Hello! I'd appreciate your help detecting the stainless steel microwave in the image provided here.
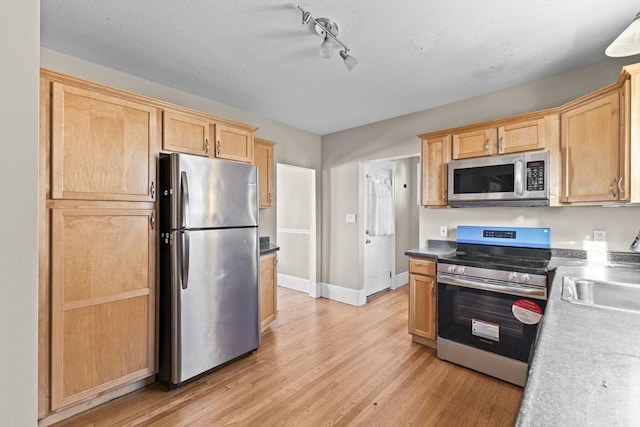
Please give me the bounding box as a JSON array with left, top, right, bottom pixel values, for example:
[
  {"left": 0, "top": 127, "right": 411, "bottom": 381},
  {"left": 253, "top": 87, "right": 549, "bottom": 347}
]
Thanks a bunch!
[{"left": 447, "top": 151, "right": 549, "bottom": 207}]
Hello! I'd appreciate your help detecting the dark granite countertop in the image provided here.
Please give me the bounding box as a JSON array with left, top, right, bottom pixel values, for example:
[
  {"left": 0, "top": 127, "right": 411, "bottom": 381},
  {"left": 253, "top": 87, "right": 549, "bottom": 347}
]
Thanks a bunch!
[
  {"left": 260, "top": 243, "right": 279, "bottom": 255},
  {"left": 404, "top": 240, "right": 457, "bottom": 260}
]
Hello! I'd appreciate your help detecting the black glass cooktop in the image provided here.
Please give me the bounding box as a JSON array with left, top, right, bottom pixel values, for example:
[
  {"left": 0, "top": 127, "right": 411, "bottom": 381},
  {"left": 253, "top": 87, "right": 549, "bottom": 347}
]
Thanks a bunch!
[{"left": 438, "top": 243, "right": 551, "bottom": 275}]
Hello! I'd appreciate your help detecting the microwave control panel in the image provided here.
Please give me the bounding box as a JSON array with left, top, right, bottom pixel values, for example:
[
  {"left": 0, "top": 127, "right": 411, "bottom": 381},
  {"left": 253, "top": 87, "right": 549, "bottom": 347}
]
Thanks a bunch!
[{"left": 526, "top": 161, "right": 545, "bottom": 191}]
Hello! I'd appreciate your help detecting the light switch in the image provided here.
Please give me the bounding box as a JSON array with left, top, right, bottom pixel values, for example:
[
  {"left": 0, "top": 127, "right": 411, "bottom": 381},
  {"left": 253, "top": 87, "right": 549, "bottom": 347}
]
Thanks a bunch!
[{"left": 346, "top": 213, "right": 357, "bottom": 224}]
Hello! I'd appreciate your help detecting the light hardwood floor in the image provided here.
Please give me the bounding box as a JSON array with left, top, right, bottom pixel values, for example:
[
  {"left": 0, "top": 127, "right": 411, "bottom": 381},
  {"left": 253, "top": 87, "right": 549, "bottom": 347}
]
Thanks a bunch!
[{"left": 54, "top": 286, "right": 522, "bottom": 426}]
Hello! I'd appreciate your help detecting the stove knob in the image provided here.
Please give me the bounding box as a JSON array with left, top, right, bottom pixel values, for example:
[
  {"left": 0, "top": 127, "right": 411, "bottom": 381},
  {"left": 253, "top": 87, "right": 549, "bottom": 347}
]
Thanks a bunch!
[
  {"left": 508, "top": 272, "right": 519, "bottom": 282},
  {"left": 455, "top": 266, "right": 465, "bottom": 275},
  {"left": 519, "top": 274, "right": 530, "bottom": 284},
  {"left": 448, "top": 265, "right": 456, "bottom": 273}
]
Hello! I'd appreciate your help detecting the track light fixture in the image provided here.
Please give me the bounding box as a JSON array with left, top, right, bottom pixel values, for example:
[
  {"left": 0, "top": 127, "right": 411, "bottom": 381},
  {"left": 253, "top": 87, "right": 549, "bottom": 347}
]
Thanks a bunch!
[{"left": 297, "top": 5, "right": 358, "bottom": 71}]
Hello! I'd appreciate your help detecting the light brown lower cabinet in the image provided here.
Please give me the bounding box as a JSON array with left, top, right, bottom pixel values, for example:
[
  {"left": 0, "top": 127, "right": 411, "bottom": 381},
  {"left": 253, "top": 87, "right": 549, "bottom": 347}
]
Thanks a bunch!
[
  {"left": 260, "top": 252, "right": 278, "bottom": 331},
  {"left": 49, "top": 207, "right": 156, "bottom": 410},
  {"left": 408, "top": 257, "right": 437, "bottom": 345}
]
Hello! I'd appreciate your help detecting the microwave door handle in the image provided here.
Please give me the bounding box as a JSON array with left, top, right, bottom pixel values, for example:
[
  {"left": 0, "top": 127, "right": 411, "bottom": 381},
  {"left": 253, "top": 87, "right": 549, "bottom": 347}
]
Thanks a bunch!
[{"left": 514, "top": 160, "right": 524, "bottom": 195}]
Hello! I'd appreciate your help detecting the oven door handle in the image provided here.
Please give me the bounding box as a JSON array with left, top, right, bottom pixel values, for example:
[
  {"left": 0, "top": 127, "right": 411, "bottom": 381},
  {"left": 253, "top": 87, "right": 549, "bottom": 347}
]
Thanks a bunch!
[{"left": 438, "top": 274, "right": 546, "bottom": 299}]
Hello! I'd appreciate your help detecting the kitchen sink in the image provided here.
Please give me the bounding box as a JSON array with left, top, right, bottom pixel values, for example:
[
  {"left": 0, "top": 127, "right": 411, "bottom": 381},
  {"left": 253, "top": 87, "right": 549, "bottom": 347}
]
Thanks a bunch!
[{"left": 561, "top": 276, "right": 640, "bottom": 313}]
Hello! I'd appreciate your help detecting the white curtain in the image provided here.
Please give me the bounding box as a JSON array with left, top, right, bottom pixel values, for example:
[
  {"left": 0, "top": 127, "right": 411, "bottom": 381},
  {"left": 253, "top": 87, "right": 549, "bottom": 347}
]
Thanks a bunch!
[{"left": 366, "top": 175, "right": 395, "bottom": 237}]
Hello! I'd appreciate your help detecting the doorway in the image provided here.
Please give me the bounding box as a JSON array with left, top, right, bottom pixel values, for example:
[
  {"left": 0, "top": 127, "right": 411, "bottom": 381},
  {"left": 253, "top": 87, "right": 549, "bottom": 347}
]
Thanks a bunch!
[
  {"left": 360, "top": 156, "right": 420, "bottom": 300},
  {"left": 275, "top": 164, "right": 317, "bottom": 297},
  {"left": 362, "top": 160, "right": 396, "bottom": 297}
]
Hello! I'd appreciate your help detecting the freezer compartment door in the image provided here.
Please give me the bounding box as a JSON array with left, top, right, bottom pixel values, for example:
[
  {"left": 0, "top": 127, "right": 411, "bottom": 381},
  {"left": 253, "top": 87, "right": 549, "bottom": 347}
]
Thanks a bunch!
[
  {"left": 172, "top": 227, "right": 259, "bottom": 384},
  {"left": 162, "top": 153, "right": 258, "bottom": 230}
]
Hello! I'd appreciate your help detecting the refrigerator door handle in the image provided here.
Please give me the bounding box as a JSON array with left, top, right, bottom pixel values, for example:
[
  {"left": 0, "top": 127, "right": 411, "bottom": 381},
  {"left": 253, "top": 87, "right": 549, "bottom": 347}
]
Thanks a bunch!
[
  {"left": 180, "top": 230, "right": 190, "bottom": 289},
  {"left": 181, "top": 171, "right": 190, "bottom": 229}
]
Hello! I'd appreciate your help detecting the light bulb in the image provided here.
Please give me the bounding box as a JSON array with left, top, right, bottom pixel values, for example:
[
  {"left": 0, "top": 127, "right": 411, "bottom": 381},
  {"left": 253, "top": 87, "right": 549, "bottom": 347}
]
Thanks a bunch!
[
  {"left": 319, "top": 36, "right": 333, "bottom": 58},
  {"left": 340, "top": 50, "right": 358, "bottom": 71}
]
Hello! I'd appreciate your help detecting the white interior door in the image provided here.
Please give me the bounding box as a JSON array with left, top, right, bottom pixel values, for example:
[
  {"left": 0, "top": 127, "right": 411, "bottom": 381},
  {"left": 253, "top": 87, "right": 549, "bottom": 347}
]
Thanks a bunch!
[{"left": 364, "top": 162, "right": 394, "bottom": 297}]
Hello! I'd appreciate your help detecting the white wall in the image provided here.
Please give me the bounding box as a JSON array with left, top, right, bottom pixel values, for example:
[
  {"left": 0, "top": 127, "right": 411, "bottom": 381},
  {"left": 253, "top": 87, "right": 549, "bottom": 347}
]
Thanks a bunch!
[
  {"left": 0, "top": 1, "right": 39, "bottom": 425},
  {"left": 40, "top": 48, "right": 323, "bottom": 281},
  {"left": 322, "top": 57, "right": 639, "bottom": 291}
]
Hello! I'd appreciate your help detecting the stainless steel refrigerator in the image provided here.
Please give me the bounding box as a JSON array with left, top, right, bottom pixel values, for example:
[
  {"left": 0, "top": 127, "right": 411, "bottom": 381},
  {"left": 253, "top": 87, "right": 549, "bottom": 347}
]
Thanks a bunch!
[{"left": 158, "top": 152, "right": 260, "bottom": 388}]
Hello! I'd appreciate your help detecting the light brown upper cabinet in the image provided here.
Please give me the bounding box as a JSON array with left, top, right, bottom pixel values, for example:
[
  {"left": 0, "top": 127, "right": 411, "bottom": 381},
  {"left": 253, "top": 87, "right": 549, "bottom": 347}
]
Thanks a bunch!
[
  {"left": 163, "top": 109, "right": 211, "bottom": 156},
  {"left": 452, "top": 128, "right": 497, "bottom": 159},
  {"left": 49, "top": 207, "right": 156, "bottom": 410},
  {"left": 420, "top": 135, "right": 451, "bottom": 207},
  {"left": 452, "top": 116, "right": 552, "bottom": 160},
  {"left": 213, "top": 123, "right": 254, "bottom": 163},
  {"left": 254, "top": 138, "right": 276, "bottom": 208},
  {"left": 499, "top": 117, "right": 549, "bottom": 154},
  {"left": 51, "top": 82, "right": 158, "bottom": 201},
  {"left": 561, "top": 89, "right": 624, "bottom": 203}
]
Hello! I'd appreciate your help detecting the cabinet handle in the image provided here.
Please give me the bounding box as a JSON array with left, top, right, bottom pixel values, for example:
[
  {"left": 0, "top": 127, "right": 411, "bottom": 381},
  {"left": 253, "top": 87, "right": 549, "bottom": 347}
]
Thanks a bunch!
[
  {"left": 150, "top": 212, "right": 156, "bottom": 230},
  {"left": 267, "top": 192, "right": 272, "bottom": 203},
  {"left": 150, "top": 182, "right": 155, "bottom": 198},
  {"left": 618, "top": 177, "right": 625, "bottom": 195},
  {"left": 205, "top": 138, "right": 210, "bottom": 154},
  {"left": 442, "top": 191, "right": 446, "bottom": 201},
  {"left": 275, "top": 254, "right": 279, "bottom": 265},
  {"left": 216, "top": 140, "right": 221, "bottom": 156},
  {"left": 485, "top": 139, "right": 489, "bottom": 153},
  {"left": 499, "top": 136, "right": 504, "bottom": 153},
  {"left": 609, "top": 177, "right": 618, "bottom": 198},
  {"left": 431, "top": 280, "right": 435, "bottom": 295}
]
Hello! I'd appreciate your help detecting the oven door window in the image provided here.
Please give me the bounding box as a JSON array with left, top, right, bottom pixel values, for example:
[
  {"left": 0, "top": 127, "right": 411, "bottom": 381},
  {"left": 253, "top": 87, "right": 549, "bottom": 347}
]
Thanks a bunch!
[
  {"left": 453, "top": 164, "right": 514, "bottom": 194},
  {"left": 437, "top": 283, "right": 545, "bottom": 362}
]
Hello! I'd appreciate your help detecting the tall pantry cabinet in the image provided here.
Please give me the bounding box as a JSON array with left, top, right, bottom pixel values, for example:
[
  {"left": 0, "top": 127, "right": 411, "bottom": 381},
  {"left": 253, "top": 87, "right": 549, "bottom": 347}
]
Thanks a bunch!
[{"left": 40, "top": 71, "right": 159, "bottom": 416}]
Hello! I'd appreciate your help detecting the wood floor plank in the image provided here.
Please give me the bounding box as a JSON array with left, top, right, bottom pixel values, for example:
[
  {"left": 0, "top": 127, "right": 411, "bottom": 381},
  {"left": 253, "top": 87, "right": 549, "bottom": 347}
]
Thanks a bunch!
[{"left": 53, "top": 286, "right": 522, "bottom": 426}]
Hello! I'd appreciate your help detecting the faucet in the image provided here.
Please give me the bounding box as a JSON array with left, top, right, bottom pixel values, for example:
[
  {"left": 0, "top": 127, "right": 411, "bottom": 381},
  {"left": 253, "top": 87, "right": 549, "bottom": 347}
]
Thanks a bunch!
[{"left": 631, "top": 230, "right": 640, "bottom": 252}]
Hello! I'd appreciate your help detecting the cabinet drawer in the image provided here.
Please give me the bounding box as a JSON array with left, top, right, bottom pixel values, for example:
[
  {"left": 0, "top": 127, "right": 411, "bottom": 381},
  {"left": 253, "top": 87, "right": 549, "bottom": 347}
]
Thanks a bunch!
[{"left": 409, "top": 258, "right": 436, "bottom": 276}]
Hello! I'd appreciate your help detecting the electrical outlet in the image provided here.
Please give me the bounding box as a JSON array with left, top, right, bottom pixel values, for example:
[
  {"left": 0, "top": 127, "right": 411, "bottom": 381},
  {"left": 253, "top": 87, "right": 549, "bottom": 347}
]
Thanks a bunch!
[
  {"left": 345, "top": 213, "right": 357, "bottom": 224},
  {"left": 440, "top": 226, "right": 448, "bottom": 237},
  {"left": 593, "top": 230, "right": 606, "bottom": 242}
]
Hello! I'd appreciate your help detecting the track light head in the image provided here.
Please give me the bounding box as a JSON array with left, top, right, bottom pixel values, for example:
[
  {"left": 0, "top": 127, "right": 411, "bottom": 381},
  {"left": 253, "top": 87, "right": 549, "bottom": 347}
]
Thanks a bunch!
[{"left": 340, "top": 50, "right": 358, "bottom": 71}]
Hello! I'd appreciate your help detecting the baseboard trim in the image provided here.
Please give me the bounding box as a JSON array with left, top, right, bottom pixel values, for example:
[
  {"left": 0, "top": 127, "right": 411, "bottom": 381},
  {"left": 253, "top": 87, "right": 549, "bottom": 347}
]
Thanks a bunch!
[
  {"left": 277, "top": 273, "right": 321, "bottom": 298},
  {"left": 393, "top": 271, "right": 409, "bottom": 289},
  {"left": 277, "top": 273, "right": 309, "bottom": 294},
  {"left": 277, "top": 275, "right": 367, "bottom": 306},
  {"left": 319, "top": 283, "right": 366, "bottom": 307}
]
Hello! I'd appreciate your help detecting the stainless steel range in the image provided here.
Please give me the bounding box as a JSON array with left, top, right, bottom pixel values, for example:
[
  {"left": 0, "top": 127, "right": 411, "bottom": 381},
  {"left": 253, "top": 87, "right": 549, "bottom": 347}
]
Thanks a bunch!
[{"left": 436, "top": 225, "right": 551, "bottom": 387}]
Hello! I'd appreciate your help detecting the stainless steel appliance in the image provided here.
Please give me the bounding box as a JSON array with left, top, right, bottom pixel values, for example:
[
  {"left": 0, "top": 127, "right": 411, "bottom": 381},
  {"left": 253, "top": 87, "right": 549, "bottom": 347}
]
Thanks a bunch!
[
  {"left": 437, "top": 225, "right": 551, "bottom": 387},
  {"left": 158, "top": 153, "right": 260, "bottom": 388},
  {"left": 447, "top": 151, "right": 549, "bottom": 207}
]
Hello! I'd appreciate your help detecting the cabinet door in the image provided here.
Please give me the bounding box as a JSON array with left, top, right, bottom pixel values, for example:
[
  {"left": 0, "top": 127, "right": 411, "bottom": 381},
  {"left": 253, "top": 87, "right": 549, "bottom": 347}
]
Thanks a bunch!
[
  {"left": 254, "top": 138, "right": 275, "bottom": 208},
  {"left": 163, "top": 109, "right": 211, "bottom": 156},
  {"left": 50, "top": 208, "right": 156, "bottom": 410},
  {"left": 452, "top": 128, "right": 497, "bottom": 159},
  {"left": 498, "top": 118, "right": 546, "bottom": 154},
  {"left": 561, "top": 91, "right": 621, "bottom": 202},
  {"left": 213, "top": 123, "right": 253, "bottom": 163},
  {"left": 51, "top": 83, "right": 158, "bottom": 201},
  {"left": 260, "top": 252, "right": 277, "bottom": 331},
  {"left": 421, "top": 135, "right": 451, "bottom": 206},
  {"left": 408, "top": 273, "right": 436, "bottom": 340}
]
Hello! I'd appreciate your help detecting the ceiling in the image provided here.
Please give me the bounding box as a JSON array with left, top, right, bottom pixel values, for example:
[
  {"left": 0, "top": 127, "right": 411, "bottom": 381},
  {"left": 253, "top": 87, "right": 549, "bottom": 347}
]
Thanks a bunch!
[{"left": 41, "top": 0, "right": 640, "bottom": 135}]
